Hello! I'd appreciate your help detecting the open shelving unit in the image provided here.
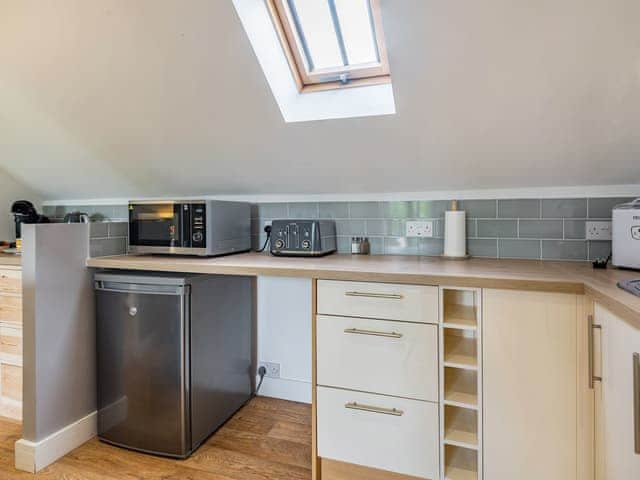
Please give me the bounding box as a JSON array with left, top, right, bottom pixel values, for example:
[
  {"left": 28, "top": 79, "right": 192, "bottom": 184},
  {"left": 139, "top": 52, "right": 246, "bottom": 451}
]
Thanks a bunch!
[{"left": 440, "top": 288, "right": 482, "bottom": 480}]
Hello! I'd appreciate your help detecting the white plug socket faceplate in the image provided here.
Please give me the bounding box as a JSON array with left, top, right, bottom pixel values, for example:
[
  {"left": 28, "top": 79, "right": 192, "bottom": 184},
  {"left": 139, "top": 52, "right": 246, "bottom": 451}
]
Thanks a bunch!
[
  {"left": 586, "top": 221, "right": 612, "bottom": 241},
  {"left": 406, "top": 221, "right": 434, "bottom": 237}
]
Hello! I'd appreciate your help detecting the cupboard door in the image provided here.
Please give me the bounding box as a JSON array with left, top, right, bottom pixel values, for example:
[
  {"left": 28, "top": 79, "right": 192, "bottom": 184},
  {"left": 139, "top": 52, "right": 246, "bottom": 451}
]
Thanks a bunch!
[
  {"left": 483, "top": 289, "right": 580, "bottom": 480},
  {"left": 595, "top": 303, "right": 640, "bottom": 480}
]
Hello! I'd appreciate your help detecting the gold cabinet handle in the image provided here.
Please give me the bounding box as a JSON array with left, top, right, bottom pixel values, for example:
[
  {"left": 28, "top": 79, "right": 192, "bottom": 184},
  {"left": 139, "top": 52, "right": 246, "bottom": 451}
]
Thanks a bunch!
[
  {"left": 588, "top": 314, "right": 602, "bottom": 389},
  {"left": 344, "top": 328, "right": 403, "bottom": 339},
  {"left": 634, "top": 352, "right": 640, "bottom": 455},
  {"left": 345, "top": 402, "right": 404, "bottom": 417},
  {"left": 345, "top": 291, "right": 404, "bottom": 300}
]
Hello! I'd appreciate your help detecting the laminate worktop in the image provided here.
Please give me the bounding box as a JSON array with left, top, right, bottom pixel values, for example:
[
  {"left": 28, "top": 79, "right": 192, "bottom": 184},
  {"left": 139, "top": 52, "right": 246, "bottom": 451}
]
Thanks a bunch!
[
  {"left": 0, "top": 253, "right": 21, "bottom": 268},
  {"left": 86, "top": 252, "right": 640, "bottom": 328}
]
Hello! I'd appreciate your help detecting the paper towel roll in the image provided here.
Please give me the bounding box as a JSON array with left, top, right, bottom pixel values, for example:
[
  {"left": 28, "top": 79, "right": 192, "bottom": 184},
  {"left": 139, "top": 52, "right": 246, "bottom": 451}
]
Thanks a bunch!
[{"left": 444, "top": 210, "right": 466, "bottom": 257}]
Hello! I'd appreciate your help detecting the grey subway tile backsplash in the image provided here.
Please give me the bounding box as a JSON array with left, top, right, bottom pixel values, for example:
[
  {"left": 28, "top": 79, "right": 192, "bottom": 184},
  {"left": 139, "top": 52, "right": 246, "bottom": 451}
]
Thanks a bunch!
[
  {"left": 108, "top": 221, "right": 128, "bottom": 238},
  {"left": 336, "top": 219, "right": 366, "bottom": 236},
  {"left": 461, "top": 200, "right": 496, "bottom": 219},
  {"left": 564, "top": 220, "right": 586, "bottom": 240},
  {"left": 467, "top": 239, "right": 498, "bottom": 258},
  {"left": 349, "top": 202, "right": 383, "bottom": 219},
  {"left": 541, "top": 240, "right": 587, "bottom": 260},
  {"left": 89, "top": 222, "right": 109, "bottom": 239},
  {"left": 588, "top": 197, "right": 634, "bottom": 218},
  {"left": 48, "top": 195, "right": 637, "bottom": 261},
  {"left": 417, "top": 200, "right": 449, "bottom": 219},
  {"left": 518, "top": 220, "right": 563, "bottom": 239},
  {"left": 288, "top": 202, "right": 319, "bottom": 218},
  {"left": 384, "top": 201, "right": 418, "bottom": 219},
  {"left": 90, "top": 237, "right": 127, "bottom": 258},
  {"left": 589, "top": 241, "right": 612, "bottom": 260},
  {"left": 419, "top": 238, "right": 444, "bottom": 256},
  {"left": 385, "top": 237, "right": 418, "bottom": 255},
  {"left": 541, "top": 199, "right": 587, "bottom": 218},
  {"left": 477, "top": 219, "right": 518, "bottom": 238},
  {"left": 319, "top": 202, "right": 349, "bottom": 219},
  {"left": 498, "top": 199, "right": 540, "bottom": 218},
  {"left": 499, "top": 239, "right": 541, "bottom": 259},
  {"left": 365, "top": 219, "right": 388, "bottom": 236},
  {"left": 258, "top": 203, "right": 288, "bottom": 219}
]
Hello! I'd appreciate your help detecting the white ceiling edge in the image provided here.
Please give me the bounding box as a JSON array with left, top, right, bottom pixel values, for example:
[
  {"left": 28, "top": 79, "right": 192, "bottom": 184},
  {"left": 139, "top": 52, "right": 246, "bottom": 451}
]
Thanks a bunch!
[
  {"left": 42, "top": 184, "right": 640, "bottom": 206},
  {"left": 231, "top": 0, "right": 395, "bottom": 123}
]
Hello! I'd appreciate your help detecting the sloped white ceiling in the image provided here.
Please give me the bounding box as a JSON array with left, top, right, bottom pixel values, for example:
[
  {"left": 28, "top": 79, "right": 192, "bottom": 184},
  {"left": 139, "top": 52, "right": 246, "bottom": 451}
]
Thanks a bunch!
[{"left": 0, "top": 0, "right": 639, "bottom": 201}]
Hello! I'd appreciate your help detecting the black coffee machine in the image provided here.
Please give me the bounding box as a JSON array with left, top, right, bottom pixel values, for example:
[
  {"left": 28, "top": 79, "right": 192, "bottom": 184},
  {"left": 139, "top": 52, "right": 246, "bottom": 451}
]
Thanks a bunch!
[{"left": 10, "top": 201, "right": 49, "bottom": 246}]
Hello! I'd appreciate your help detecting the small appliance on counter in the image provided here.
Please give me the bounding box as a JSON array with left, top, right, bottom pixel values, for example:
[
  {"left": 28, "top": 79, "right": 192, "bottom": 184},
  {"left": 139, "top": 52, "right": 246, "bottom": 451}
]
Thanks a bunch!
[
  {"left": 270, "top": 220, "right": 336, "bottom": 257},
  {"left": 95, "top": 271, "right": 254, "bottom": 458},
  {"left": 63, "top": 211, "right": 90, "bottom": 223},
  {"left": 128, "top": 200, "right": 251, "bottom": 256},
  {"left": 612, "top": 198, "right": 640, "bottom": 270},
  {"left": 10, "top": 200, "right": 50, "bottom": 253}
]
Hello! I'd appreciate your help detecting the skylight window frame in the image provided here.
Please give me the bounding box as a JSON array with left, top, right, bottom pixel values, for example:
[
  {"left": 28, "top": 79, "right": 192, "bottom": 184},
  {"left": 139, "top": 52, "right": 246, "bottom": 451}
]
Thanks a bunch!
[{"left": 267, "top": 0, "right": 391, "bottom": 93}]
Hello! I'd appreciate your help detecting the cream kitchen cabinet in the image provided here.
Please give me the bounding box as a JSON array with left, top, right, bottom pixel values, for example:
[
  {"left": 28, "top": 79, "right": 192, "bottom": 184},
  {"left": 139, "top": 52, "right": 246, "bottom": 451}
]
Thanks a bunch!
[
  {"left": 482, "top": 289, "right": 593, "bottom": 480},
  {"left": 594, "top": 303, "right": 640, "bottom": 480},
  {"left": 0, "top": 266, "right": 22, "bottom": 420}
]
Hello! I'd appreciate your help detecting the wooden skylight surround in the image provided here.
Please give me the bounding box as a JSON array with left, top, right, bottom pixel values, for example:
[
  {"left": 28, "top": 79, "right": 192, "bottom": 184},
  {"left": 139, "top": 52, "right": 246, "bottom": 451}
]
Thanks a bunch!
[{"left": 267, "top": 0, "right": 391, "bottom": 93}]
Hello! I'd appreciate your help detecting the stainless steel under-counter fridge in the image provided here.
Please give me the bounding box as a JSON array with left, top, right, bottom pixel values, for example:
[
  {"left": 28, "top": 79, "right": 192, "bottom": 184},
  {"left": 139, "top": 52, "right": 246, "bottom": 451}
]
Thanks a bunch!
[{"left": 95, "top": 271, "right": 254, "bottom": 458}]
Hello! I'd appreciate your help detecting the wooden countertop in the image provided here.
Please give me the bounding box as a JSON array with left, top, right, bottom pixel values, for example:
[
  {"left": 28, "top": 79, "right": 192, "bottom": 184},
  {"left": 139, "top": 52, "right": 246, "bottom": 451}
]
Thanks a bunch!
[
  {"left": 0, "top": 253, "right": 22, "bottom": 268},
  {"left": 86, "top": 252, "right": 640, "bottom": 328}
]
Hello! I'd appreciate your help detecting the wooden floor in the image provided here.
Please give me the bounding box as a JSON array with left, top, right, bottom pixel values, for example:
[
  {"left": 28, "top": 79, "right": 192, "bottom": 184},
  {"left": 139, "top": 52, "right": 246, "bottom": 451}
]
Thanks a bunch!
[{"left": 0, "top": 397, "right": 312, "bottom": 479}]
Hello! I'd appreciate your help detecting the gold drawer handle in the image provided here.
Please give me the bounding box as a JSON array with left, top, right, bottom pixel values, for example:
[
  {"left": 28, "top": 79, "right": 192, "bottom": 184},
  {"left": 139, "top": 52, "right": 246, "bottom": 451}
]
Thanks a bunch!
[
  {"left": 1, "top": 339, "right": 19, "bottom": 346},
  {"left": 345, "top": 291, "right": 404, "bottom": 300},
  {"left": 345, "top": 402, "right": 404, "bottom": 417},
  {"left": 344, "top": 328, "right": 403, "bottom": 339}
]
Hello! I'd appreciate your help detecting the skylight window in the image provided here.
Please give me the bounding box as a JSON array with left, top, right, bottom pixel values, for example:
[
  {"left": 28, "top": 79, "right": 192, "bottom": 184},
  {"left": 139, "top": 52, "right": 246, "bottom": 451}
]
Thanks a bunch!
[{"left": 269, "top": 0, "right": 390, "bottom": 92}]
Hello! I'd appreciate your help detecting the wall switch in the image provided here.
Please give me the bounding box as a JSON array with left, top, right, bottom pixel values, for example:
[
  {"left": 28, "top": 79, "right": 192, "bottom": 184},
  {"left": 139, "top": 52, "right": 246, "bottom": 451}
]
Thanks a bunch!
[
  {"left": 259, "top": 361, "right": 280, "bottom": 379},
  {"left": 586, "top": 221, "right": 612, "bottom": 240},
  {"left": 406, "top": 220, "right": 434, "bottom": 237}
]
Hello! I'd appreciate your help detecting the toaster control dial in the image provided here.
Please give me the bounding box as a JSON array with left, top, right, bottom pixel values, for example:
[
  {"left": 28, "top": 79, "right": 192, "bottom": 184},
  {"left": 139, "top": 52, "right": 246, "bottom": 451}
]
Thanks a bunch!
[
  {"left": 274, "top": 239, "right": 285, "bottom": 249},
  {"left": 302, "top": 240, "right": 311, "bottom": 249},
  {"left": 192, "top": 232, "right": 203, "bottom": 243}
]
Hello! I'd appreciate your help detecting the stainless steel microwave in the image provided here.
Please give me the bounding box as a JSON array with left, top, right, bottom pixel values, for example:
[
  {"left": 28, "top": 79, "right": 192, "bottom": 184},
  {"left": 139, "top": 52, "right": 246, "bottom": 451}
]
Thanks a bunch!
[{"left": 128, "top": 200, "right": 251, "bottom": 256}]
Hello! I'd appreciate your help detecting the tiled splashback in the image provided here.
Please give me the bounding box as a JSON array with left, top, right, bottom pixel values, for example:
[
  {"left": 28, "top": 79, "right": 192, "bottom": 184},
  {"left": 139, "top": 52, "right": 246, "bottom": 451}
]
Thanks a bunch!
[{"left": 44, "top": 197, "right": 634, "bottom": 260}]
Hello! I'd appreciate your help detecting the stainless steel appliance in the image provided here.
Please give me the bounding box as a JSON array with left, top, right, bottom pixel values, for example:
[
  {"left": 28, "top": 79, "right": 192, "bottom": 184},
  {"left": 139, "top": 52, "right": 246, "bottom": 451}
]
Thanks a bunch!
[
  {"left": 612, "top": 198, "right": 640, "bottom": 270},
  {"left": 128, "top": 200, "right": 251, "bottom": 256},
  {"left": 270, "top": 219, "right": 337, "bottom": 257},
  {"left": 95, "top": 272, "right": 254, "bottom": 458}
]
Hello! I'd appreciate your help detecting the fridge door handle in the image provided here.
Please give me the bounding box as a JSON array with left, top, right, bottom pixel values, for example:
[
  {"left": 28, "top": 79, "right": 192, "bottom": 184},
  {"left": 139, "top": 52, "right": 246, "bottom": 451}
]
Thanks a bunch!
[{"left": 95, "top": 281, "right": 187, "bottom": 296}]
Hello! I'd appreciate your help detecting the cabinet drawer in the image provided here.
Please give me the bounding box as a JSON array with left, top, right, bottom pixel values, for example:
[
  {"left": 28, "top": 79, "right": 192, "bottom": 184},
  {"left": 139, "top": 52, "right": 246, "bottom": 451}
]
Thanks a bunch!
[
  {"left": 0, "top": 270, "right": 21, "bottom": 296},
  {"left": 1, "top": 362, "right": 22, "bottom": 402},
  {"left": 317, "top": 386, "right": 439, "bottom": 479},
  {"left": 317, "top": 315, "right": 438, "bottom": 401},
  {"left": 317, "top": 280, "right": 438, "bottom": 323},
  {"left": 0, "top": 295, "right": 22, "bottom": 325},
  {"left": 0, "top": 325, "right": 22, "bottom": 357}
]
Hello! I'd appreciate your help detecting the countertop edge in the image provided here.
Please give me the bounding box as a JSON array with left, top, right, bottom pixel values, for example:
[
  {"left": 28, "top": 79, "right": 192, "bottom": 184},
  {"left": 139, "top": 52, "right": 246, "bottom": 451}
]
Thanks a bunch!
[{"left": 86, "top": 254, "right": 640, "bottom": 329}]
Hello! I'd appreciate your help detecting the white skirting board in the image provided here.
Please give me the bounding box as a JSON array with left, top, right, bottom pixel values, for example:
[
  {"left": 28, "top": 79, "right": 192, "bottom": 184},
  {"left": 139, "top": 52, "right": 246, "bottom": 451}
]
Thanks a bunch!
[
  {"left": 257, "top": 376, "right": 312, "bottom": 404},
  {"left": 14, "top": 411, "right": 97, "bottom": 473}
]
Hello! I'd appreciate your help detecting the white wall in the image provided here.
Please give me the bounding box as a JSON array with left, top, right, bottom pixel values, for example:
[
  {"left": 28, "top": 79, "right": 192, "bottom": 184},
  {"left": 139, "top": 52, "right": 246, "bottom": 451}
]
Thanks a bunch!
[
  {"left": 1, "top": 1, "right": 639, "bottom": 199},
  {"left": 257, "top": 276, "right": 312, "bottom": 404},
  {"left": 0, "top": 168, "right": 42, "bottom": 242}
]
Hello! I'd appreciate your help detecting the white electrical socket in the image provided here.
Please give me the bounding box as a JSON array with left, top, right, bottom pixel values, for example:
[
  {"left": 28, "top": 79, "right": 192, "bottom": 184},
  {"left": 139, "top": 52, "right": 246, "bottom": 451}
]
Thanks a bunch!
[
  {"left": 264, "top": 220, "right": 272, "bottom": 227},
  {"left": 406, "top": 220, "right": 434, "bottom": 237},
  {"left": 586, "top": 221, "right": 612, "bottom": 240},
  {"left": 259, "top": 361, "right": 281, "bottom": 379}
]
